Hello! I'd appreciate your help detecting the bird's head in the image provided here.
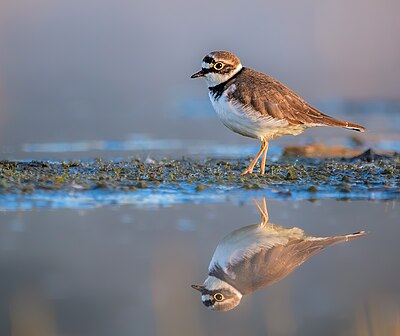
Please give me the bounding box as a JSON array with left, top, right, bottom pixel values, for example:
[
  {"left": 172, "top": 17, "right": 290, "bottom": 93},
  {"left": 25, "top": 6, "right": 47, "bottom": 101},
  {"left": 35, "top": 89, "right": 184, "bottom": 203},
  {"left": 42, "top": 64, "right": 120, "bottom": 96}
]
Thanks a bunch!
[
  {"left": 191, "top": 276, "right": 242, "bottom": 312},
  {"left": 191, "top": 51, "right": 242, "bottom": 87}
]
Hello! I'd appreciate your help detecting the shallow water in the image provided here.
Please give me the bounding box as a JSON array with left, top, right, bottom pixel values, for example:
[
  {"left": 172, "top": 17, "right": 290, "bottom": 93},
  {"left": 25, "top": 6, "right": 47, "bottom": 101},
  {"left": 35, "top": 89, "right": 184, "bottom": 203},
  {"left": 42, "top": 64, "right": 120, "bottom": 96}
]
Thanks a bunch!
[{"left": 0, "top": 199, "right": 399, "bottom": 335}]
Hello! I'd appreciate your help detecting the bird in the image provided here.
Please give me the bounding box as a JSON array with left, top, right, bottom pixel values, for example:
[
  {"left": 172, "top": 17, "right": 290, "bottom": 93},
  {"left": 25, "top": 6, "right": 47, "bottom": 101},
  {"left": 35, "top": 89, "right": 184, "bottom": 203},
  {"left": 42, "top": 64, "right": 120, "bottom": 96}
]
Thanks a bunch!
[
  {"left": 191, "top": 51, "right": 366, "bottom": 175},
  {"left": 191, "top": 198, "right": 367, "bottom": 312}
]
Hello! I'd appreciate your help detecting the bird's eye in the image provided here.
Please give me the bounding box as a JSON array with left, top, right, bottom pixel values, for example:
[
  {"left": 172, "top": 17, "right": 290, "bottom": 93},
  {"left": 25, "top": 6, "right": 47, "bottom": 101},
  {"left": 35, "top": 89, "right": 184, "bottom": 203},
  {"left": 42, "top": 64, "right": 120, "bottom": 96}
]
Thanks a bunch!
[
  {"left": 214, "top": 62, "right": 224, "bottom": 70},
  {"left": 214, "top": 293, "right": 224, "bottom": 302}
]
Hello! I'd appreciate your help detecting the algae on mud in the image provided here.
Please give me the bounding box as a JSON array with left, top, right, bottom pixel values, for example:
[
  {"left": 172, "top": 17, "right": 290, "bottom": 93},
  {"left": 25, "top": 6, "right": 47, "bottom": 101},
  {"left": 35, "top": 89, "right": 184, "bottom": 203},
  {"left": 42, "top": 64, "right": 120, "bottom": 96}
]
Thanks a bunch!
[{"left": 0, "top": 150, "right": 399, "bottom": 202}]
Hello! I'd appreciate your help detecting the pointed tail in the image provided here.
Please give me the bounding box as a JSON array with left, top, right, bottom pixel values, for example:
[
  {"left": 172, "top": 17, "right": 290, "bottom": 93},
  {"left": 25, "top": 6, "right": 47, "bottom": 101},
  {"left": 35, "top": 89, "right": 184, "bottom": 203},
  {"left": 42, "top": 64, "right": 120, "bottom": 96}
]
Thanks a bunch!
[
  {"left": 341, "top": 230, "right": 368, "bottom": 241},
  {"left": 319, "top": 115, "right": 366, "bottom": 132},
  {"left": 321, "top": 230, "right": 368, "bottom": 247}
]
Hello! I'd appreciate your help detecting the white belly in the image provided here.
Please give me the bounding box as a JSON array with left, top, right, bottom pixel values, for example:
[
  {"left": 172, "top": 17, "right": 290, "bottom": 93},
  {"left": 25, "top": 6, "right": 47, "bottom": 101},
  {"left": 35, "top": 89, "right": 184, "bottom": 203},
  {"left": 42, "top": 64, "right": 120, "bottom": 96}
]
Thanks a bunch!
[{"left": 209, "top": 91, "right": 293, "bottom": 140}]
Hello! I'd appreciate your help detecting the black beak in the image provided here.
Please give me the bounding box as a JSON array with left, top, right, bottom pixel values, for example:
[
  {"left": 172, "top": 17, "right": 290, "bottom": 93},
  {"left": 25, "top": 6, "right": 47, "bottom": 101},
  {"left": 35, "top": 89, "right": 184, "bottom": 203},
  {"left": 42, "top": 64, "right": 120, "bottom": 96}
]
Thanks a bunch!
[
  {"left": 191, "top": 284, "right": 206, "bottom": 293},
  {"left": 190, "top": 70, "right": 205, "bottom": 78}
]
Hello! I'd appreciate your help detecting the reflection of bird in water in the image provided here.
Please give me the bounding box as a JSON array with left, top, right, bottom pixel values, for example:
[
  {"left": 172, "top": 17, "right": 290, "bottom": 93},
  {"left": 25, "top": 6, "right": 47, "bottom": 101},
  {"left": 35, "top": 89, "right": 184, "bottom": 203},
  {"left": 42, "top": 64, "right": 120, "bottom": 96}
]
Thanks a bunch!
[{"left": 192, "top": 199, "right": 367, "bottom": 312}]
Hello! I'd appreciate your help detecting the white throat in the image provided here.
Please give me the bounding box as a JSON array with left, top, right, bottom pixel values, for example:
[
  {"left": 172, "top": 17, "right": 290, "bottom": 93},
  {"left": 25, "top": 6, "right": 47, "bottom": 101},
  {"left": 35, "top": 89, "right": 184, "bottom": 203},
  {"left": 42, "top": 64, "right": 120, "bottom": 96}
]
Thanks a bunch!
[{"left": 205, "top": 64, "right": 243, "bottom": 87}]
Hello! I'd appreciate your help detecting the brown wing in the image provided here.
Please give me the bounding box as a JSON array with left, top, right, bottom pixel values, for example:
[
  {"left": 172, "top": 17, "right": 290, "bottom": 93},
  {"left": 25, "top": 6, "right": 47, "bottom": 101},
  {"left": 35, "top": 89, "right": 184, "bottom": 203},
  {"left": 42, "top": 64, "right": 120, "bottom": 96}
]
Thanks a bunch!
[
  {"left": 209, "top": 232, "right": 366, "bottom": 295},
  {"left": 230, "top": 68, "right": 365, "bottom": 131},
  {"left": 224, "top": 239, "right": 331, "bottom": 294}
]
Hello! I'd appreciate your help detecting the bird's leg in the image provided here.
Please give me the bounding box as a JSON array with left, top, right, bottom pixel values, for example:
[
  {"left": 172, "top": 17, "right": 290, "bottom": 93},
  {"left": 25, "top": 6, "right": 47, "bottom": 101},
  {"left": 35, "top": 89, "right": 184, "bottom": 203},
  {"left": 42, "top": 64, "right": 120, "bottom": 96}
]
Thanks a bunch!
[
  {"left": 260, "top": 141, "right": 269, "bottom": 175},
  {"left": 241, "top": 140, "right": 266, "bottom": 175},
  {"left": 261, "top": 197, "right": 268, "bottom": 219},
  {"left": 261, "top": 197, "right": 270, "bottom": 226},
  {"left": 253, "top": 197, "right": 269, "bottom": 227}
]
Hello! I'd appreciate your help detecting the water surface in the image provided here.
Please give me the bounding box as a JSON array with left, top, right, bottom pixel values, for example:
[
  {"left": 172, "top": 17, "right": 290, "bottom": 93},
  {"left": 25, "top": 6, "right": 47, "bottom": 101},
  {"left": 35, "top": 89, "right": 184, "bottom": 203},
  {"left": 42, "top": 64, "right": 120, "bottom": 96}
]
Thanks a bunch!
[{"left": 1, "top": 199, "right": 399, "bottom": 335}]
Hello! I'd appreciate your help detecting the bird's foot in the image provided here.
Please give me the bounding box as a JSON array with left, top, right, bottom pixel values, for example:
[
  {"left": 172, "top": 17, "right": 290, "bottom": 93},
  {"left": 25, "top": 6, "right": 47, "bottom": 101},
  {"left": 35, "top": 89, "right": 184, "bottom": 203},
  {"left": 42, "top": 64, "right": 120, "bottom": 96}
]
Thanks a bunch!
[
  {"left": 242, "top": 167, "right": 268, "bottom": 175},
  {"left": 241, "top": 168, "right": 253, "bottom": 175},
  {"left": 241, "top": 166, "right": 267, "bottom": 175}
]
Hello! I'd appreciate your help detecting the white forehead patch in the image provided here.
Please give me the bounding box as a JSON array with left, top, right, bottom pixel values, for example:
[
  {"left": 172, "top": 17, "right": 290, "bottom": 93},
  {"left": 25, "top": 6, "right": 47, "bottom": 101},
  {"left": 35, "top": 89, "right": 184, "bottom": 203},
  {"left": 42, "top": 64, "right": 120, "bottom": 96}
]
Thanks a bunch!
[
  {"left": 202, "top": 294, "right": 211, "bottom": 302},
  {"left": 202, "top": 61, "right": 212, "bottom": 69}
]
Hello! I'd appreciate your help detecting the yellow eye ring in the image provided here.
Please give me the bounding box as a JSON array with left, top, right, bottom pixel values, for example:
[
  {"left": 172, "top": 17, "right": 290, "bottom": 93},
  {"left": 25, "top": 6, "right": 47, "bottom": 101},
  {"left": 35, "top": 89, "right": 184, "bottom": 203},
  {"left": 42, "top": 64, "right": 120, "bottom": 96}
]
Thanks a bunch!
[
  {"left": 214, "top": 293, "right": 224, "bottom": 302},
  {"left": 214, "top": 62, "right": 224, "bottom": 70}
]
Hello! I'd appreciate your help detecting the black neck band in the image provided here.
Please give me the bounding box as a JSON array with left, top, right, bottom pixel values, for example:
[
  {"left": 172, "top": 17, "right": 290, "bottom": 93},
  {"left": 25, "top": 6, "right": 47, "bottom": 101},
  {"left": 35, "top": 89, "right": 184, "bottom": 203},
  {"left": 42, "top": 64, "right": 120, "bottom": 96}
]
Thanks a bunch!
[{"left": 208, "top": 67, "right": 244, "bottom": 100}]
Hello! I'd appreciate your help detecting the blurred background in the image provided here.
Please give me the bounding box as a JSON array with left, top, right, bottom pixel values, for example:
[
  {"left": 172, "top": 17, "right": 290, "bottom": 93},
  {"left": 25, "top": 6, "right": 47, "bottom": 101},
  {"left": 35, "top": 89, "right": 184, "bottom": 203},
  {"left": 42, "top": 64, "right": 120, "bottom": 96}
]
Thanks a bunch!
[{"left": 0, "top": 0, "right": 399, "bottom": 159}]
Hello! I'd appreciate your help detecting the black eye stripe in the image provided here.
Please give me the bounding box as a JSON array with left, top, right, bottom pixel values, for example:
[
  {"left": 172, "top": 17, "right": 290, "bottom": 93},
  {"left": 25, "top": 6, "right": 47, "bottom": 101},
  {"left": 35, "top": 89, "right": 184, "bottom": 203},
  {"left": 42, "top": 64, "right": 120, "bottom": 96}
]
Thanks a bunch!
[
  {"left": 201, "top": 67, "right": 213, "bottom": 74},
  {"left": 202, "top": 65, "right": 232, "bottom": 74}
]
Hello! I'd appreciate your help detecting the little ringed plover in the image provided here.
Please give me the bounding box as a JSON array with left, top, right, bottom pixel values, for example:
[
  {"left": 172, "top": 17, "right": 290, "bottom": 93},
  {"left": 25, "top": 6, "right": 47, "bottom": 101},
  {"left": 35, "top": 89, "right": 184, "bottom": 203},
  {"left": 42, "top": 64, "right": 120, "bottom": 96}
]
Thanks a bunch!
[{"left": 191, "top": 51, "right": 366, "bottom": 175}]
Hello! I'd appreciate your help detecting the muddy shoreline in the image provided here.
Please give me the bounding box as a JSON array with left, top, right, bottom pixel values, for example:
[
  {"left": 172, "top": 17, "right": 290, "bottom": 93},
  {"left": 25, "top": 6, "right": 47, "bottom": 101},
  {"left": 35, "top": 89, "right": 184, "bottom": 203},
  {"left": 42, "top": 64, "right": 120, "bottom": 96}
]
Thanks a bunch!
[{"left": 1, "top": 149, "right": 398, "bottom": 201}]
